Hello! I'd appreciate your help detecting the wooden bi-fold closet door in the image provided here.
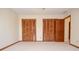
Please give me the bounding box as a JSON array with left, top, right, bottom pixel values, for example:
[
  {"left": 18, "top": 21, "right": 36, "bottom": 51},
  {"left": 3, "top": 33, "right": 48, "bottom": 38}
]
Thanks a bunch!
[
  {"left": 43, "top": 19, "right": 64, "bottom": 42},
  {"left": 55, "top": 20, "right": 64, "bottom": 42},
  {"left": 22, "top": 19, "right": 36, "bottom": 41},
  {"left": 43, "top": 19, "right": 55, "bottom": 42}
]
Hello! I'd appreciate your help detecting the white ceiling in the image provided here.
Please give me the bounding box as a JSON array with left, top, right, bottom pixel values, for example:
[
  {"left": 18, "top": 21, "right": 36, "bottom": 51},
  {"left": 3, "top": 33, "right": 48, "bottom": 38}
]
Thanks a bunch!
[{"left": 12, "top": 8, "right": 69, "bottom": 15}]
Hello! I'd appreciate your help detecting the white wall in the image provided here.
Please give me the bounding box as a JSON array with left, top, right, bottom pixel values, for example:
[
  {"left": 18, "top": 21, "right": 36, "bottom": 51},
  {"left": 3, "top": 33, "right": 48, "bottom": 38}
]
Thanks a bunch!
[
  {"left": 64, "top": 9, "right": 71, "bottom": 17},
  {"left": 0, "top": 9, "right": 19, "bottom": 48},
  {"left": 19, "top": 14, "right": 64, "bottom": 41},
  {"left": 64, "top": 17, "right": 71, "bottom": 43},
  {"left": 70, "top": 9, "right": 79, "bottom": 46},
  {"left": 65, "top": 9, "right": 79, "bottom": 46}
]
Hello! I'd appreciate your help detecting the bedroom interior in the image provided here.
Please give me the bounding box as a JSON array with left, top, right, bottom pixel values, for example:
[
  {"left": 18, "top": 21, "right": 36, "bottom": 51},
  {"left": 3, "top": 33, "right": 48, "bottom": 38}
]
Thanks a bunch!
[{"left": 0, "top": 8, "right": 79, "bottom": 51}]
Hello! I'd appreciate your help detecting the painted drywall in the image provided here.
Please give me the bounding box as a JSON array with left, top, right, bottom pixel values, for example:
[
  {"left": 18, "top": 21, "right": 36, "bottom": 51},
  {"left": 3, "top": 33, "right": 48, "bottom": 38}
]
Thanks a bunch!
[
  {"left": 65, "top": 9, "right": 79, "bottom": 46},
  {"left": 64, "top": 17, "right": 71, "bottom": 43},
  {"left": 18, "top": 14, "right": 64, "bottom": 41},
  {"left": 70, "top": 9, "right": 79, "bottom": 46},
  {"left": 64, "top": 9, "right": 71, "bottom": 17},
  {"left": 0, "top": 9, "right": 19, "bottom": 48}
]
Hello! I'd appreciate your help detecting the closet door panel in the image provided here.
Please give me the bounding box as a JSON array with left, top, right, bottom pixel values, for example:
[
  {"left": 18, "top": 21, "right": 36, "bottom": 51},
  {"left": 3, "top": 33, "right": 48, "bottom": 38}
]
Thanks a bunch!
[
  {"left": 22, "top": 19, "right": 36, "bottom": 41},
  {"left": 49, "top": 20, "right": 55, "bottom": 41},
  {"left": 43, "top": 20, "right": 50, "bottom": 41},
  {"left": 55, "top": 20, "right": 64, "bottom": 42},
  {"left": 43, "top": 19, "right": 55, "bottom": 41}
]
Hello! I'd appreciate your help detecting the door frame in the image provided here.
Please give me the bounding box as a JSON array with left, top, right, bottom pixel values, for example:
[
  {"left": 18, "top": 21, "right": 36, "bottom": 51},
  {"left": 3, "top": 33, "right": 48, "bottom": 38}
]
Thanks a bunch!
[
  {"left": 22, "top": 19, "right": 36, "bottom": 42},
  {"left": 64, "top": 15, "right": 71, "bottom": 44}
]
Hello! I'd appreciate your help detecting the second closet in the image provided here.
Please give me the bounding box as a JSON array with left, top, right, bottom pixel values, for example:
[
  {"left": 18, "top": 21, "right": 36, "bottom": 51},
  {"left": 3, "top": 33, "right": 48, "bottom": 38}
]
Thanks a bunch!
[{"left": 43, "top": 19, "right": 64, "bottom": 42}]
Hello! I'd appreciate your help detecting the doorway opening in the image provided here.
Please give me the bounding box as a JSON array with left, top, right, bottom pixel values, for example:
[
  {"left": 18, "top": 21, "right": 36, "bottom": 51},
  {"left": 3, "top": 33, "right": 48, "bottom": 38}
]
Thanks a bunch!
[{"left": 64, "top": 15, "right": 71, "bottom": 44}]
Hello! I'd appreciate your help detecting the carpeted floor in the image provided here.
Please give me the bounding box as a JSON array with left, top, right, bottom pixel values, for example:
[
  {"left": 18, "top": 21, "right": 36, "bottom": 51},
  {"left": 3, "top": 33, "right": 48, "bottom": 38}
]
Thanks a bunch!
[{"left": 3, "top": 42, "right": 79, "bottom": 51}]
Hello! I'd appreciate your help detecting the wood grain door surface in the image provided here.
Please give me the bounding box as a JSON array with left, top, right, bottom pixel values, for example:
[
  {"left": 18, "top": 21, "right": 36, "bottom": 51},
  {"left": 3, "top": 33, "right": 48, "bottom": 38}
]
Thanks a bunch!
[
  {"left": 43, "top": 19, "right": 64, "bottom": 42},
  {"left": 22, "top": 19, "right": 36, "bottom": 41},
  {"left": 55, "top": 20, "right": 64, "bottom": 42},
  {"left": 43, "top": 19, "right": 55, "bottom": 41}
]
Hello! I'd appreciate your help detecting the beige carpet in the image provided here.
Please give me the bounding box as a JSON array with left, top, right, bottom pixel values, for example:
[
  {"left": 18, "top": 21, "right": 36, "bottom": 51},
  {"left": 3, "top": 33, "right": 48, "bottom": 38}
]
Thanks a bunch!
[{"left": 3, "top": 42, "right": 79, "bottom": 51}]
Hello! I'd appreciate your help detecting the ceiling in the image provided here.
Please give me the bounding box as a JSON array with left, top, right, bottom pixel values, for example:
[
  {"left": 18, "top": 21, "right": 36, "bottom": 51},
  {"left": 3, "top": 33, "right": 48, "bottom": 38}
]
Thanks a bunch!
[{"left": 12, "top": 8, "right": 69, "bottom": 15}]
